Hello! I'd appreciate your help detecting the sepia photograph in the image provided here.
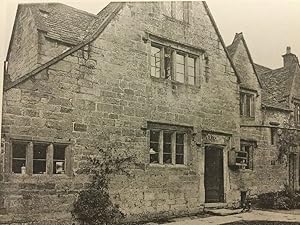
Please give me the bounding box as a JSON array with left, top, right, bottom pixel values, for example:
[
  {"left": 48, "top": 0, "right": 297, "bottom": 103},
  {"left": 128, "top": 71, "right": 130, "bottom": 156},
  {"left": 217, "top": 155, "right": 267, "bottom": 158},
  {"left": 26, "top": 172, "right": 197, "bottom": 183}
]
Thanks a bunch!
[{"left": 0, "top": 0, "right": 300, "bottom": 224}]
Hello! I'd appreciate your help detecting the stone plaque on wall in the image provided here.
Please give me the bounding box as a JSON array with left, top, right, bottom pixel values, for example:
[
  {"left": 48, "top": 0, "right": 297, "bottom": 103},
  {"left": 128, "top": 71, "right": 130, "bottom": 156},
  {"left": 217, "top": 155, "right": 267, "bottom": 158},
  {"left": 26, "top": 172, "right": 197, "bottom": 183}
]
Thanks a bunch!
[{"left": 202, "top": 131, "right": 230, "bottom": 145}]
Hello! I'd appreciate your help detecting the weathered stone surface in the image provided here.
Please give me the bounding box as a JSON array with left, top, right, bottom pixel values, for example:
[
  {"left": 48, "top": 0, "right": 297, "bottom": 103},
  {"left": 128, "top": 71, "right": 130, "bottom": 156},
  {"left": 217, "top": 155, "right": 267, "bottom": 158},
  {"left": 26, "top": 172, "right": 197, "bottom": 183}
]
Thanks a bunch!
[
  {"left": 0, "top": 2, "right": 279, "bottom": 225},
  {"left": 73, "top": 123, "right": 87, "bottom": 132}
]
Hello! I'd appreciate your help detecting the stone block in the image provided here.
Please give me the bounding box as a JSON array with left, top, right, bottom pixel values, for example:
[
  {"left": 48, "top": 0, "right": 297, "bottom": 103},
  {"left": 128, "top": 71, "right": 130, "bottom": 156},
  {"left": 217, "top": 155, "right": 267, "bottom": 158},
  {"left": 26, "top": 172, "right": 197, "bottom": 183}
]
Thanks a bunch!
[
  {"left": 85, "top": 100, "right": 96, "bottom": 111},
  {"left": 144, "top": 192, "right": 155, "bottom": 201},
  {"left": 6, "top": 88, "right": 22, "bottom": 101},
  {"left": 23, "top": 109, "right": 39, "bottom": 117},
  {"left": 50, "top": 60, "right": 72, "bottom": 72},
  {"left": 73, "top": 123, "right": 87, "bottom": 132},
  {"left": 6, "top": 106, "right": 22, "bottom": 115},
  {"left": 60, "top": 107, "right": 73, "bottom": 113}
]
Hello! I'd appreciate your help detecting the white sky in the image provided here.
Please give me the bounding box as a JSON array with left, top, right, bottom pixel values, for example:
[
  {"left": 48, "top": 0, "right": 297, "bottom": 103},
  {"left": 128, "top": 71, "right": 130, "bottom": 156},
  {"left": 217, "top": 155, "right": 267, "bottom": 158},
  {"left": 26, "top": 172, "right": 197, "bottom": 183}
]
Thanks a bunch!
[{"left": 1, "top": 0, "right": 300, "bottom": 69}]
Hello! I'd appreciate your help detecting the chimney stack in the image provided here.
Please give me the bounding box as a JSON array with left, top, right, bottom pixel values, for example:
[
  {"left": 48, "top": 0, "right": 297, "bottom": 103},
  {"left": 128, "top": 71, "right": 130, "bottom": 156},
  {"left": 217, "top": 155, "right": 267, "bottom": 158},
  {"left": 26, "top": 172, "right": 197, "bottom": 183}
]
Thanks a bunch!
[{"left": 282, "top": 46, "right": 299, "bottom": 67}]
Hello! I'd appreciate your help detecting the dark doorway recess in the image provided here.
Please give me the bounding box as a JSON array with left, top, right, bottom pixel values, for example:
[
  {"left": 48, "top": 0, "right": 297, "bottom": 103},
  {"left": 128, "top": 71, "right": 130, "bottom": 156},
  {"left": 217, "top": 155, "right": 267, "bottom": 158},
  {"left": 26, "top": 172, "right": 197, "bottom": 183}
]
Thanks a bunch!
[{"left": 204, "top": 145, "right": 224, "bottom": 203}]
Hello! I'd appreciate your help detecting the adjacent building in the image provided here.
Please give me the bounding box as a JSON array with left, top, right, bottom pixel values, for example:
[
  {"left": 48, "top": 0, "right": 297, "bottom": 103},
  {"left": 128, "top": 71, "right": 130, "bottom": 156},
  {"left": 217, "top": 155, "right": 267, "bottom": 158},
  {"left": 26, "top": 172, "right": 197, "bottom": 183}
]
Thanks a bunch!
[{"left": 0, "top": 2, "right": 299, "bottom": 225}]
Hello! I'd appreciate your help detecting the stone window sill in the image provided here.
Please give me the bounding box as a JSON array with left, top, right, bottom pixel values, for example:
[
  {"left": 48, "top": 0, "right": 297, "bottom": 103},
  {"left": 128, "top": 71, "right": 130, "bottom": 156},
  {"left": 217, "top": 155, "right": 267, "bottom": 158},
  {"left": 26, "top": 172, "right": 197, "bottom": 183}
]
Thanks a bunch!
[
  {"left": 163, "top": 15, "right": 190, "bottom": 26},
  {"left": 7, "top": 173, "right": 73, "bottom": 182},
  {"left": 150, "top": 76, "right": 200, "bottom": 90},
  {"left": 148, "top": 163, "right": 187, "bottom": 169},
  {"left": 241, "top": 116, "right": 255, "bottom": 121},
  {"left": 239, "top": 169, "right": 254, "bottom": 173}
]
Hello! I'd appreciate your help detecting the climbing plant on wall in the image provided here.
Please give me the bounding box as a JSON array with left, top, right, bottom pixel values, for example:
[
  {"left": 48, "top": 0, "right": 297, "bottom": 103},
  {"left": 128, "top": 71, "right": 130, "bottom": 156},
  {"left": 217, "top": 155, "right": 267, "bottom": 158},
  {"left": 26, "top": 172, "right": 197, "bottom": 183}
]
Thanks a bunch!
[
  {"left": 72, "top": 148, "right": 135, "bottom": 225},
  {"left": 277, "top": 117, "right": 300, "bottom": 164}
]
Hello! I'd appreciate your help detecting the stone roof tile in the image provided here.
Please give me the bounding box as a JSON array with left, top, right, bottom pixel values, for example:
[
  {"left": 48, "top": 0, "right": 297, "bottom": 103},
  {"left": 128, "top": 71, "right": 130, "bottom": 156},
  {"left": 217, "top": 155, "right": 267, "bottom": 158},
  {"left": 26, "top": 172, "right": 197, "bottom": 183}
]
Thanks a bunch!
[
  {"left": 257, "top": 64, "right": 298, "bottom": 109},
  {"left": 254, "top": 63, "right": 272, "bottom": 74},
  {"left": 25, "top": 3, "right": 99, "bottom": 45}
]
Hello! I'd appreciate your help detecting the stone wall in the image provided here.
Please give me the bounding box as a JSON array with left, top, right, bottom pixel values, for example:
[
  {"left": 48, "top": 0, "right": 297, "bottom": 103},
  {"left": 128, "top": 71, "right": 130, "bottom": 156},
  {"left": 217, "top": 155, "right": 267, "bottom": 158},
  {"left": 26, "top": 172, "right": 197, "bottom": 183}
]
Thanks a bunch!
[
  {"left": 7, "top": 6, "right": 39, "bottom": 83},
  {"left": 38, "top": 34, "right": 72, "bottom": 65},
  {"left": 240, "top": 126, "right": 288, "bottom": 195},
  {"left": 1, "top": 2, "right": 241, "bottom": 224}
]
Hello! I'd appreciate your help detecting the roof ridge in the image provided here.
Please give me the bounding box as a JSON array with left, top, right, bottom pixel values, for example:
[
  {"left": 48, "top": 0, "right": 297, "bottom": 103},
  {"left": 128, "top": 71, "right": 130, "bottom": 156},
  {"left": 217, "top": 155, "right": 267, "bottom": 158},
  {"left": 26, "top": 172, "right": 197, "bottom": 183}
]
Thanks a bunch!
[
  {"left": 54, "top": 3, "right": 98, "bottom": 18},
  {"left": 254, "top": 63, "right": 272, "bottom": 71}
]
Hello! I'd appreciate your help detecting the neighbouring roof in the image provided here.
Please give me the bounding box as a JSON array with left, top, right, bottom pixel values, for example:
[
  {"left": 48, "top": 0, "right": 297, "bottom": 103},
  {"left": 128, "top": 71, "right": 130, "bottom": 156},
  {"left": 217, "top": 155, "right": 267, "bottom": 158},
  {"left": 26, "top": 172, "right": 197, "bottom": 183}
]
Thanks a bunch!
[
  {"left": 254, "top": 63, "right": 272, "bottom": 74},
  {"left": 227, "top": 32, "right": 299, "bottom": 111},
  {"left": 257, "top": 64, "right": 298, "bottom": 110}
]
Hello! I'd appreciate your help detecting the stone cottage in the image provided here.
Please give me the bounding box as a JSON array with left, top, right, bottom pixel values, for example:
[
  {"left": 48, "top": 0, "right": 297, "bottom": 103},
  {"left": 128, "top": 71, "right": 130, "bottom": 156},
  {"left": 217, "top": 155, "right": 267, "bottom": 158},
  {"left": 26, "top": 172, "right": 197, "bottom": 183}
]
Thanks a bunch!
[
  {"left": 0, "top": 1, "right": 299, "bottom": 225},
  {"left": 227, "top": 33, "right": 300, "bottom": 198}
]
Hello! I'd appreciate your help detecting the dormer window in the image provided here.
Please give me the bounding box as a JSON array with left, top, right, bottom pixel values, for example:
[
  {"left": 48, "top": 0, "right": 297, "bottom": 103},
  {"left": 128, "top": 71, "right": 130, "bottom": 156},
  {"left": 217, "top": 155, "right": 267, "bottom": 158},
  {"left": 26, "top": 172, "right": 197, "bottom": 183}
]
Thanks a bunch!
[{"left": 240, "top": 91, "right": 255, "bottom": 118}]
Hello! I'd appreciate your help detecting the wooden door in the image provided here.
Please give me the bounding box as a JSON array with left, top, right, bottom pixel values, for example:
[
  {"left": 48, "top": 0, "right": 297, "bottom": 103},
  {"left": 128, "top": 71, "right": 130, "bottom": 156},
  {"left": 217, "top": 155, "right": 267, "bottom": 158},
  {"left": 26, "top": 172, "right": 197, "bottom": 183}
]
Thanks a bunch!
[{"left": 205, "top": 146, "right": 224, "bottom": 203}]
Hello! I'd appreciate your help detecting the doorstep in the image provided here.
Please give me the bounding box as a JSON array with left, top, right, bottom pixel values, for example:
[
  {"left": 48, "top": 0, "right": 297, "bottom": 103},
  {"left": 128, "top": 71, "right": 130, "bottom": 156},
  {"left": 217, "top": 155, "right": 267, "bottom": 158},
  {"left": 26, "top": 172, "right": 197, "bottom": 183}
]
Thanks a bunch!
[
  {"left": 204, "top": 202, "right": 228, "bottom": 209},
  {"left": 204, "top": 208, "right": 243, "bottom": 216}
]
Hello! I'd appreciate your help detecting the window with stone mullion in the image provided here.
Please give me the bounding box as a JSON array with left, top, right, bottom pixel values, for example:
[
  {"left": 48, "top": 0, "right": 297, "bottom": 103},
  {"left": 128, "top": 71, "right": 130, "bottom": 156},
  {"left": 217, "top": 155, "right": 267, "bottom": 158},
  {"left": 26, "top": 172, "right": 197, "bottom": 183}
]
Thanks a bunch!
[
  {"left": 240, "top": 142, "right": 254, "bottom": 170},
  {"left": 240, "top": 92, "right": 245, "bottom": 115},
  {"left": 33, "top": 143, "right": 48, "bottom": 174},
  {"left": 150, "top": 130, "right": 160, "bottom": 164},
  {"left": 12, "top": 142, "right": 27, "bottom": 173},
  {"left": 11, "top": 141, "right": 69, "bottom": 175},
  {"left": 295, "top": 104, "right": 300, "bottom": 125},
  {"left": 163, "top": 131, "right": 172, "bottom": 164},
  {"left": 176, "top": 133, "right": 185, "bottom": 164},
  {"left": 149, "top": 129, "right": 186, "bottom": 165},
  {"left": 187, "top": 56, "right": 196, "bottom": 85},
  {"left": 150, "top": 45, "right": 161, "bottom": 78},
  {"left": 175, "top": 52, "right": 185, "bottom": 83},
  {"left": 240, "top": 92, "right": 255, "bottom": 118}
]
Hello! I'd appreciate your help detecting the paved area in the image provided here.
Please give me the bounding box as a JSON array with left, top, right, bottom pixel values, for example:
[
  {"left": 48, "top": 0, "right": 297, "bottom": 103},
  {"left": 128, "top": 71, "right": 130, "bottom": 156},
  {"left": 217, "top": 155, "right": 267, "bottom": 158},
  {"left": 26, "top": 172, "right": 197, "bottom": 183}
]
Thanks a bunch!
[{"left": 163, "top": 210, "right": 300, "bottom": 225}]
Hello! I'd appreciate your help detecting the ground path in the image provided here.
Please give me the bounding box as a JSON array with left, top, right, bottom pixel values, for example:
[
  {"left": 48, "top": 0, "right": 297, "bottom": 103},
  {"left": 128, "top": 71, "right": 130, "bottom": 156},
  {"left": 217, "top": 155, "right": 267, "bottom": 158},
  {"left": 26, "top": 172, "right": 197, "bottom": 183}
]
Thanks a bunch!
[{"left": 158, "top": 210, "right": 300, "bottom": 225}]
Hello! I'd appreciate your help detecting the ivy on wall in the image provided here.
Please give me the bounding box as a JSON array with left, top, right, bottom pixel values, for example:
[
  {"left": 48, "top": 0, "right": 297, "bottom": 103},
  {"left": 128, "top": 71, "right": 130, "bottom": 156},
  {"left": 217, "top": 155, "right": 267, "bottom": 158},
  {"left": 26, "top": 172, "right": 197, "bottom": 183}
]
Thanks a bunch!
[{"left": 276, "top": 117, "right": 300, "bottom": 164}]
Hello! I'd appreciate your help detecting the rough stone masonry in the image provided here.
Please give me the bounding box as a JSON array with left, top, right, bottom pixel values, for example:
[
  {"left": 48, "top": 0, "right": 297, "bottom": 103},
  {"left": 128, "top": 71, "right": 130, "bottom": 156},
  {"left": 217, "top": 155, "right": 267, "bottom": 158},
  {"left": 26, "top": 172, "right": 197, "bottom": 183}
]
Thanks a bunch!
[{"left": 1, "top": 2, "right": 299, "bottom": 225}]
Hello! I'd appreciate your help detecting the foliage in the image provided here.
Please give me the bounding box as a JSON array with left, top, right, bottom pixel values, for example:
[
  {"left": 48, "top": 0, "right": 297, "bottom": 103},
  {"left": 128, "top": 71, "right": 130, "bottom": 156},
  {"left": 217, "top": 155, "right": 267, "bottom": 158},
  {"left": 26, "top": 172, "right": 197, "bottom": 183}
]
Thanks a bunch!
[
  {"left": 72, "top": 148, "right": 135, "bottom": 225},
  {"left": 256, "top": 184, "right": 300, "bottom": 210},
  {"left": 276, "top": 117, "right": 300, "bottom": 163}
]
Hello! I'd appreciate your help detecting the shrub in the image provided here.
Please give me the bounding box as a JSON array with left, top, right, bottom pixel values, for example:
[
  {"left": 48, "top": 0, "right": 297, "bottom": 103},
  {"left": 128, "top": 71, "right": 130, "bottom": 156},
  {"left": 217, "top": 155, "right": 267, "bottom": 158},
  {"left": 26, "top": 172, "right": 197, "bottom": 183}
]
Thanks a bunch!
[
  {"left": 256, "top": 185, "right": 300, "bottom": 210},
  {"left": 72, "top": 148, "right": 135, "bottom": 225},
  {"left": 256, "top": 191, "right": 284, "bottom": 209},
  {"left": 273, "top": 196, "right": 291, "bottom": 210}
]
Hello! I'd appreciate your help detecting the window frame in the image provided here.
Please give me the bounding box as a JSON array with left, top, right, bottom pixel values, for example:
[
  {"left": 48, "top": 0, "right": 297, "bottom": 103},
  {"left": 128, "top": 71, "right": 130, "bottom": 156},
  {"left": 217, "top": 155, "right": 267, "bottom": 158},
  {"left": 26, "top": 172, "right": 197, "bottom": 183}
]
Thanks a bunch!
[
  {"left": 33, "top": 143, "right": 48, "bottom": 174},
  {"left": 150, "top": 41, "right": 201, "bottom": 87},
  {"left": 150, "top": 44, "right": 162, "bottom": 78},
  {"left": 240, "top": 90, "right": 255, "bottom": 118},
  {"left": 11, "top": 141, "right": 28, "bottom": 174},
  {"left": 294, "top": 102, "right": 300, "bottom": 126},
  {"left": 8, "top": 138, "right": 72, "bottom": 176},
  {"left": 240, "top": 140, "right": 255, "bottom": 170},
  {"left": 270, "top": 127, "right": 277, "bottom": 145},
  {"left": 148, "top": 123, "right": 191, "bottom": 166}
]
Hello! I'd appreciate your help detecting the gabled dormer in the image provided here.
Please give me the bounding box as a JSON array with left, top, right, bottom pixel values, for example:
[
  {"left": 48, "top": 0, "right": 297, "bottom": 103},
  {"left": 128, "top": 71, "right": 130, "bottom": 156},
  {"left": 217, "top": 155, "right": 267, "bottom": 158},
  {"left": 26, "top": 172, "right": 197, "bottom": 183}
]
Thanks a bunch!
[
  {"left": 5, "top": 3, "right": 98, "bottom": 85},
  {"left": 227, "top": 33, "right": 262, "bottom": 123}
]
